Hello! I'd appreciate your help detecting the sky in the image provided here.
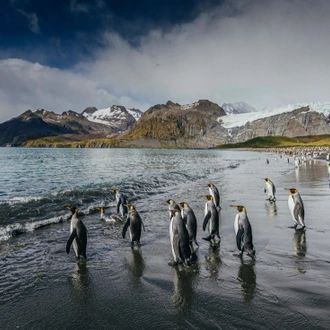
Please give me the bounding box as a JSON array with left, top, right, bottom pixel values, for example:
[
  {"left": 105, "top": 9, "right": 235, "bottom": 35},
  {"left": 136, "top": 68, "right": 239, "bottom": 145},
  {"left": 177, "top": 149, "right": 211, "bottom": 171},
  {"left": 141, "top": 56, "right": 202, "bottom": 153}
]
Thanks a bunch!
[{"left": 1, "top": 0, "right": 330, "bottom": 123}]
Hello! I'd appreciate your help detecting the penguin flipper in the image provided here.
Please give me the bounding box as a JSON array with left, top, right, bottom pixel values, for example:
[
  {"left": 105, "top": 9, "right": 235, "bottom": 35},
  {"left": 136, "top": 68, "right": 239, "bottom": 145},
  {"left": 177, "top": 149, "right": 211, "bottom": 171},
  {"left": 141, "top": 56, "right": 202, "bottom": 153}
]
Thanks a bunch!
[
  {"left": 122, "top": 219, "right": 130, "bottom": 238},
  {"left": 203, "top": 212, "right": 211, "bottom": 231},
  {"left": 236, "top": 227, "right": 244, "bottom": 252},
  {"left": 173, "top": 234, "right": 181, "bottom": 263},
  {"left": 116, "top": 200, "right": 120, "bottom": 214},
  {"left": 66, "top": 230, "right": 77, "bottom": 254},
  {"left": 293, "top": 202, "right": 304, "bottom": 225}
]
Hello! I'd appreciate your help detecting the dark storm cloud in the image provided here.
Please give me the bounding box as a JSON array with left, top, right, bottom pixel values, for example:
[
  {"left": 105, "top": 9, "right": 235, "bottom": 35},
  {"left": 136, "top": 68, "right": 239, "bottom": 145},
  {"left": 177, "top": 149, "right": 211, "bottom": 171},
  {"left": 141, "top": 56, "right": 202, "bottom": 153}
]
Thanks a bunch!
[{"left": 0, "top": 0, "right": 329, "bottom": 123}]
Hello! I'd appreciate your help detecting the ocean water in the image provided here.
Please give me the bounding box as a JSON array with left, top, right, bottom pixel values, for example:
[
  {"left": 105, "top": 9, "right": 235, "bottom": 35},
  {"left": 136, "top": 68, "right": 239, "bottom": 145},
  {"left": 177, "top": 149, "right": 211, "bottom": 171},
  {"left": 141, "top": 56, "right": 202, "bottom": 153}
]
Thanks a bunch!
[{"left": 0, "top": 148, "right": 329, "bottom": 329}]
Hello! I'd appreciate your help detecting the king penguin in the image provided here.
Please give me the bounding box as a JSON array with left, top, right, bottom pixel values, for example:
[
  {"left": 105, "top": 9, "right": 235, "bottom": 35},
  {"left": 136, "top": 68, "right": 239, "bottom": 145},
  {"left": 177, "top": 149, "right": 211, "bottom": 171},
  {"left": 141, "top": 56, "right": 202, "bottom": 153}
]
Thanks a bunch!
[
  {"left": 164, "top": 199, "right": 181, "bottom": 220},
  {"left": 66, "top": 206, "right": 87, "bottom": 260},
  {"left": 168, "top": 209, "right": 192, "bottom": 266},
  {"left": 263, "top": 178, "right": 276, "bottom": 202},
  {"left": 231, "top": 205, "right": 255, "bottom": 257},
  {"left": 112, "top": 189, "right": 128, "bottom": 218},
  {"left": 207, "top": 183, "right": 221, "bottom": 210},
  {"left": 122, "top": 204, "right": 145, "bottom": 247},
  {"left": 285, "top": 188, "right": 305, "bottom": 229},
  {"left": 202, "top": 195, "right": 220, "bottom": 243},
  {"left": 98, "top": 207, "right": 123, "bottom": 223},
  {"left": 178, "top": 202, "right": 199, "bottom": 252}
]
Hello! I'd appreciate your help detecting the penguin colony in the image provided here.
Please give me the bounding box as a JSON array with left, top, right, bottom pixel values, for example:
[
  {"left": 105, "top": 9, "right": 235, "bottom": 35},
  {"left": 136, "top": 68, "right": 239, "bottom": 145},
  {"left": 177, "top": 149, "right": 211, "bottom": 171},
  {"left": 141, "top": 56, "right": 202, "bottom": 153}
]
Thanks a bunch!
[{"left": 66, "top": 154, "right": 312, "bottom": 265}]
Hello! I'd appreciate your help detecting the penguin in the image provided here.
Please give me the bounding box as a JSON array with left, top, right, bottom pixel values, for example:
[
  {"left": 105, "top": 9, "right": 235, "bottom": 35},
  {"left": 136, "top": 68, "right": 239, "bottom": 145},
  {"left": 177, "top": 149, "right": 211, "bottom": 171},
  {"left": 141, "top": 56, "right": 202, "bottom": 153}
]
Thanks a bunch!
[
  {"left": 285, "top": 188, "right": 305, "bottom": 230},
  {"left": 202, "top": 195, "right": 220, "bottom": 243},
  {"left": 112, "top": 189, "right": 128, "bottom": 218},
  {"left": 122, "top": 204, "right": 145, "bottom": 247},
  {"left": 178, "top": 202, "right": 199, "bottom": 252},
  {"left": 207, "top": 183, "right": 221, "bottom": 210},
  {"left": 164, "top": 199, "right": 181, "bottom": 220},
  {"left": 66, "top": 206, "right": 87, "bottom": 260},
  {"left": 231, "top": 205, "right": 255, "bottom": 257},
  {"left": 98, "top": 207, "right": 123, "bottom": 223},
  {"left": 168, "top": 209, "right": 191, "bottom": 266},
  {"left": 327, "top": 164, "right": 330, "bottom": 179},
  {"left": 263, "top": 178, "right": 276, "bottom": 202}
]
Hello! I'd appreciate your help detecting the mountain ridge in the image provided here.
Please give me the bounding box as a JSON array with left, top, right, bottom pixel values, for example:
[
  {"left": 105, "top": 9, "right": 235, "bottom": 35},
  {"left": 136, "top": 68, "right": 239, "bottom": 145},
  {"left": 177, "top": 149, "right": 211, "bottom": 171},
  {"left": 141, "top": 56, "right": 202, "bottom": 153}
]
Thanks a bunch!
[{"left": 1, "top": 100, "right": 330, "bottom": 148}]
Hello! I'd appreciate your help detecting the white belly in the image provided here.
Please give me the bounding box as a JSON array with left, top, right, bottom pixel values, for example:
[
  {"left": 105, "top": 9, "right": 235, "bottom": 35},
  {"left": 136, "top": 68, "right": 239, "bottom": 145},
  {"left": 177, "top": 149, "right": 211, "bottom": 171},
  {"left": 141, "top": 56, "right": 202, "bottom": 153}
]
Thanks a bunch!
[
  {"left": 288, "top": 196, "right": 296, "bottom": 222},
  {"left": 169, "top": 218, "right": 176, "bottom": 260}
]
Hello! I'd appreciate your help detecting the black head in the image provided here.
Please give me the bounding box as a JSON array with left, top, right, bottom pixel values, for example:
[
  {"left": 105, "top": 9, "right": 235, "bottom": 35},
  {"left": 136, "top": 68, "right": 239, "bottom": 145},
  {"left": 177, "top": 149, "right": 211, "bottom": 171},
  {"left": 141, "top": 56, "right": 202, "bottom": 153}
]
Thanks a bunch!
[
  {"left": 230, "top": 205, "right": 246, "bottom": 212},
  {"left": 66, "top": 206, "right": 78, "bottom": 214},
  {"left": 285, "top": 188, "right": 298, "bottom": 194}
]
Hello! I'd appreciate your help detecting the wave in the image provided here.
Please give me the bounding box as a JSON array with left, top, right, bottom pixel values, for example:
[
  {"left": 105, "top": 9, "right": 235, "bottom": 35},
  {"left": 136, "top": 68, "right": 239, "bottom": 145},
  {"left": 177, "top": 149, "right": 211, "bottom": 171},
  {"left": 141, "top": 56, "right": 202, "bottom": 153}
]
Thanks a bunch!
[
  {"left": 0, "top": 214, "right": 69, "bottom": 241},
  {"left": 0, "top": 159, "right": 243, "bottom": 241}
]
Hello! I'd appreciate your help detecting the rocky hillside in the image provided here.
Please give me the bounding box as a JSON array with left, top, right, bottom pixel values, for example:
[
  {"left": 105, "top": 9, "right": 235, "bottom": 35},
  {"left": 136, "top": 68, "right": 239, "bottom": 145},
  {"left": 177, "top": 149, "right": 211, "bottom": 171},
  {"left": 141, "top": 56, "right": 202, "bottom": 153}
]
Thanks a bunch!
[
  {"left": 0, "top": 109, "right": 116, "bottom": 146},
  {"left": 227, "top": 106, "right": 330, "bottom": 143},
  {"left": 0, "top": 105, "right": 142, "bottom": 146},
  {"left": 121, "top": 100, "right": 227, "bottom": 148}
]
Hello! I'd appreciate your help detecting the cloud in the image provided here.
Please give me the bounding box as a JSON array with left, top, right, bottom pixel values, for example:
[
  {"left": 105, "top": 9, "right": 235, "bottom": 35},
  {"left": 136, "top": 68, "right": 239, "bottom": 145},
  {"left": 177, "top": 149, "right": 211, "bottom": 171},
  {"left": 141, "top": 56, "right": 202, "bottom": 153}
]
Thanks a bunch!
[
  {"left": 9, "top": 0, "right": 40, "bottom": 34},
  {"left": 18, "top": 10, "right": 40, "bottom": 34},
  {"left": 79, "top": 0, "right": 330, "bottom": 110},
  {"left": 0, "top": 58, "right": 150, "bottom": 122},
  {"left": 1, "top": 0, "right": 330, "bottom": 123}
]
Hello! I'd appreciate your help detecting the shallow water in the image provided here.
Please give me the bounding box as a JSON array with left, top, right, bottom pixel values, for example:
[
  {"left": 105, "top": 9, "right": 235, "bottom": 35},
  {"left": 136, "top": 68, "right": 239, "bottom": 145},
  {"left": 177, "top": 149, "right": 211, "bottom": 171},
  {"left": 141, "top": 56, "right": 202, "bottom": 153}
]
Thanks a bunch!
[{"left": 0, "top": 148, "right": 330, "bottom": 329}]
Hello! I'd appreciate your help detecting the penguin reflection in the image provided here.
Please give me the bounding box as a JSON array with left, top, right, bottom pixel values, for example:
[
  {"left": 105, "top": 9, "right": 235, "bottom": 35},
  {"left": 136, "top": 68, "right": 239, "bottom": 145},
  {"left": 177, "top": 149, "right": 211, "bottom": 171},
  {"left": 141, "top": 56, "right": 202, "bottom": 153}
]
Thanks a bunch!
[
  {"left": 265, "top": 201, "right": 277, "bottom": 218},
  {"left": 293, "top": 229, "right": 307, "bottom": 257},
  {"left": 237, "top": 259, "right": 256, "bottom": 302},
  {"left": 171, "top": 265, "right": 199, "bottom": 315},
  {"left": 205, "top": 241, "right": 222, "bottom": 279},
  {"left": 125, "top": 247, "right": 145, "bottom": 278},
  {"left": 69, "top": 262, "right": 91, "bottom": 301}
]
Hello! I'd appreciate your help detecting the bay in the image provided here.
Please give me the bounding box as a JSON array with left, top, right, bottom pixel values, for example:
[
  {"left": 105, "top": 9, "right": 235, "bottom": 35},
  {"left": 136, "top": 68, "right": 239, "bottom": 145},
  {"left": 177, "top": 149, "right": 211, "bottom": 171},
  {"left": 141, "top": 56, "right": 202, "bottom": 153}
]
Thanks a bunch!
[{"left": 0, "top": 148, "right": 329, "bottom": 329}]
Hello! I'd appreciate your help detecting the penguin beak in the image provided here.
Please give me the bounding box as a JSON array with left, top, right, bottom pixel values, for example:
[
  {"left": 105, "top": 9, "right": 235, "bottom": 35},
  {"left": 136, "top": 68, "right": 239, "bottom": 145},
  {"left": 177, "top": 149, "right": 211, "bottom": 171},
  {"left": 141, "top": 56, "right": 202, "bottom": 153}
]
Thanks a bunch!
[{"left": 230, "top": 205, "right": 238, "bottom": 209}]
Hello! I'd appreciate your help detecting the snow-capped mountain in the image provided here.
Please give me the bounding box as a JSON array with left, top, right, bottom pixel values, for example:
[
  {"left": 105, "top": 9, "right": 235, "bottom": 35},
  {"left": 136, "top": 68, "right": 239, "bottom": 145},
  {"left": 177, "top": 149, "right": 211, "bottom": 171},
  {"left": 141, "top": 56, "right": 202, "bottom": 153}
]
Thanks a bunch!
[
  {"left": 82, "top": 105, "right": 142, "bottom": 132},
  {"left": 221, "top": 102, "right": 330, "bottom": 129},
  {"left": 221, "top": 102, "right": 256, "bottom": 115}
]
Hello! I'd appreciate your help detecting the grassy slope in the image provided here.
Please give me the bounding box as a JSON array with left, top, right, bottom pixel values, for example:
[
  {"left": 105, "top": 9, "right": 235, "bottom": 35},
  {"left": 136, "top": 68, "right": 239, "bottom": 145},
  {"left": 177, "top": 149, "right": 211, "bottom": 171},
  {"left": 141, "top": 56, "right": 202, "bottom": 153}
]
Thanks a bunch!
[{"left": 217, "top": 135, "right": 330, "bottom": 149}]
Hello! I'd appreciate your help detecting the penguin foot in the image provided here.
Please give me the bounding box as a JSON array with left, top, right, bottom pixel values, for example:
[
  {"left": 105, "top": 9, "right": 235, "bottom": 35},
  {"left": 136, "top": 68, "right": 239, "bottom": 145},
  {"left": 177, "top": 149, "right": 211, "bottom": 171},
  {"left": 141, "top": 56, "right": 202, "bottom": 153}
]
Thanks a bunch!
[
  {"left": 202, "top": 236, "right": 212, "bottom": 241},
  {"left": 247, "top": 251, "right": 256, "bottom": 259},
  {"left": 288, "top": 225, "right": 298, "bottom": 229},
  {"left": 168, "top": 260, "right": 179, "bottom": 267}
]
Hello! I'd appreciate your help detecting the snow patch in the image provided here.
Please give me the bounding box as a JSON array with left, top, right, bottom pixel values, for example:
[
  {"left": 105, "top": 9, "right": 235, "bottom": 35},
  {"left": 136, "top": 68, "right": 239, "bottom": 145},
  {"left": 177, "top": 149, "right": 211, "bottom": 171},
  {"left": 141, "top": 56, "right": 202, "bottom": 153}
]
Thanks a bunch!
[
  {"left": 181, "top": 101, "right": 199, "bottom": 110},
  {"left": 221, "top": 102, "right": 330, "bottom": 128}
]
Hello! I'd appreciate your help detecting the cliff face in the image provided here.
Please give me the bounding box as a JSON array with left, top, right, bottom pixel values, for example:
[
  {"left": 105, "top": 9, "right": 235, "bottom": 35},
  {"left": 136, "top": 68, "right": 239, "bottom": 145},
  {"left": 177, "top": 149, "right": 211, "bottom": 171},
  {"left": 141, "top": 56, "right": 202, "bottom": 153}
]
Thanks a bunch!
[
  {"left": 122, "top": 100, "right": 227, "bottom": 148},
  {"left": 228, "top": 107, "right": 330, "bottom": 143}
]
